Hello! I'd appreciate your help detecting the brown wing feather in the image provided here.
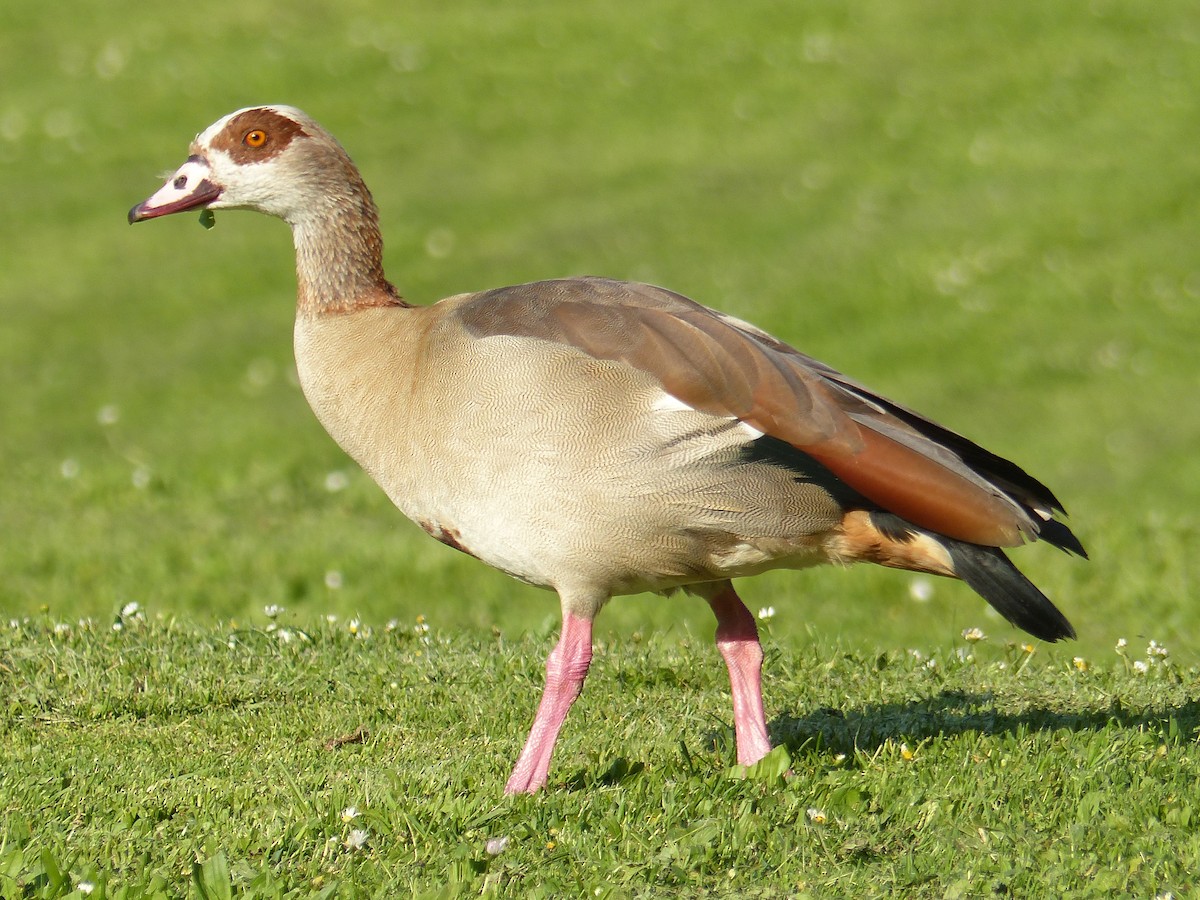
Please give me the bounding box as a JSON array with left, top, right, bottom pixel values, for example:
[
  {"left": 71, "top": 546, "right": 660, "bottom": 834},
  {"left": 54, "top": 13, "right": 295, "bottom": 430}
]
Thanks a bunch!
[{"left": 453, "top": 276, "right": 1071, "bottom": 549}]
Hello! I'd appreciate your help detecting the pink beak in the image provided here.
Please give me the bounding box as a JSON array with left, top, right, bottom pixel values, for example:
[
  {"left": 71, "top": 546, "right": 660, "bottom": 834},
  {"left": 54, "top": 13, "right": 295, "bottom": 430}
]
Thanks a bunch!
[{"left": 129, "top": 155, "right": 222, "bottom": 223}]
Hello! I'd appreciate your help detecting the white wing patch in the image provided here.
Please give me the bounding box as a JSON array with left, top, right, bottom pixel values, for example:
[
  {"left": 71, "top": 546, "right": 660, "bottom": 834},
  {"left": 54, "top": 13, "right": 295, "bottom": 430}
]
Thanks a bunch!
[
  {"left": 651, "top": 391, "right": 764, "bottom": 439},
  {"left": 650, "top": 392, "right": 697, "bottom": 414}
]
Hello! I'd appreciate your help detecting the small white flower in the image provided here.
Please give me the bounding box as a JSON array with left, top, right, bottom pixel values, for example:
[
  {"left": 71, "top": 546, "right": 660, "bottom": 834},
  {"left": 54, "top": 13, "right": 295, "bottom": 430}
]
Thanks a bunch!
[
  {"left": 1073, "top": 656, "right": 1088, "bottom": 672},
  {"left": 485, "top": 835, "right": 509, "bottom": 855},
  {"left": 925, "top": 658, "right": 938, "bottom": 670},
  {"left": 325, "top": 570, "right": 344, "bottom": 590},
  {"left": 1133, "top": 660, "right": 1149, "bottom": 674},
  {"left": 341, "top": 806, "right": 359, "bottom": 823},
  {"left": 1148, "top": 640, "right": 1169, "bottom": 659},
  {"left": 78, "top": 882, "right": 95, "bottom": 896},
  {"left": 961, "top": 627, "right": 986, "bottom": 643},
  {"left": 324, "top": 470, "right": 350, "bottom": 492},
  {"left": 53, "top": 622, "right": 71, "bottom": 636},
  {"left": 806, "top": 807, "right": 827, "bottom": 824},
  {"left": 412, "top": 616, "right": 431, "bottom": 644},
  {"left": 97, "top": 404, "right": 120, "bottom": 426},
  {"left": 120, "top": 601, "right": 140, "bottom": 618},
  {"left": 345, "top": 828, "right": 369, "bottom": 850},
  {"left": 131, "top": 467, "right": 151, "bottom": 489},
  {"left": 1115, "top": 638, "right": 1128, "bottom": 651},
  {"left": 264, "top": 604, "right": 285, "bottom": 619},
  {"left": 242, "top": 358, "right": 274, "bottom": 392},
  {"left": 275, "top": 628, "right": 294, "bottom": 643},
  {"left": 757, "top": 606, "right": 776, "bottom": 621},
  {"left": 348, "top": 618, "right": 361, "bottom": 635},
  {"left": 424, "top": 226, "right": 456, "bottom": 259},
  {"left": 909, "top": 577, "right": 934, "bottom": 602},
  {"left": 325, "top": 614, "right": 338, "bottom": 625},
  {"left": 60, "top": 458, "right": 80, "bottom": 479},
  {"left": 385, "top": 618, "right": 400, "bottom": 632}
]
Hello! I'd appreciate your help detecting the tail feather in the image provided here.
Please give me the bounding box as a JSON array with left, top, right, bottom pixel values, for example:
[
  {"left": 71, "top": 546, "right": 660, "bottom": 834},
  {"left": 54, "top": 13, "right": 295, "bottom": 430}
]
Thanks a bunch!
[
  {"left": 943, "top": 539, "right": 1076, "bottom": 642},
  {"left": 1036, "top": 518, "right": 1088, "bottom": 559}
]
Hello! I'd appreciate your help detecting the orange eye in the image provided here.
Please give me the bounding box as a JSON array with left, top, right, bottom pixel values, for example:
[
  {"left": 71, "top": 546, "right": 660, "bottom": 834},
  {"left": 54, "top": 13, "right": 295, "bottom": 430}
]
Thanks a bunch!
[{"left": 244, "top": 129, "right": 267, "bottom": 148}]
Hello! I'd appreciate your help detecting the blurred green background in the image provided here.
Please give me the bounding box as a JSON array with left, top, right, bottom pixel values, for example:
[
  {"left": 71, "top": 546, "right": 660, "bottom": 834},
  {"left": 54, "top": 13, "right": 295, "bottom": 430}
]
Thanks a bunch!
[{"left": 2, "top": 0, "right": 1197, "bottom": 659}]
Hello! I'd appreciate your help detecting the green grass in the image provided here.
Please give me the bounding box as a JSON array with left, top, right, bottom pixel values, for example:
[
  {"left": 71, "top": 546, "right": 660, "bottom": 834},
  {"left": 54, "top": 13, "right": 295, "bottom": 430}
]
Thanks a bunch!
[
  {"left": 4, "top": 614, "right": 1199, "bottom": 897},
  {"left": 2, "top": 0, "right": 1200, "bottom": 895}
]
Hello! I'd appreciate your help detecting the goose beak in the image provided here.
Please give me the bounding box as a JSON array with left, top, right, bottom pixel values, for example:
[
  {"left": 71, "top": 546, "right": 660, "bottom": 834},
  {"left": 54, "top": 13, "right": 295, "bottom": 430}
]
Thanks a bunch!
[{"left": 128, "top": 155, "right": 222, "bottom": 223}]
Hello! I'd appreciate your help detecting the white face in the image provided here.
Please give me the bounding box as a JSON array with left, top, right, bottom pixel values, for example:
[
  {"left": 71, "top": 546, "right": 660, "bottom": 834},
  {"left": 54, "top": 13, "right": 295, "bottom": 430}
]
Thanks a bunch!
[
  {"left": 129, "top": 105, "right": 323, "bottom": 225},
  {"left": 128, "top": 155, "right": 221, "bottom": 222}
]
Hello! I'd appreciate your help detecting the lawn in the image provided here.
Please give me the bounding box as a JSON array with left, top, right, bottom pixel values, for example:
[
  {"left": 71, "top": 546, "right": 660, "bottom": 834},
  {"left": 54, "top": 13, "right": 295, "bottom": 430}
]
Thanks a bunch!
[{"left": 2, "top": 0, "right": 1199, "bottom": 896}]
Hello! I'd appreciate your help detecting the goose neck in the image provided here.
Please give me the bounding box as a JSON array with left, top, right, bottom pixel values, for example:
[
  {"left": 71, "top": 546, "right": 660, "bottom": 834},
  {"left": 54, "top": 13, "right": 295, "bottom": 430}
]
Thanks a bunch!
[{"left": 291, "top": 188, "right": 406, "bottom": 316}]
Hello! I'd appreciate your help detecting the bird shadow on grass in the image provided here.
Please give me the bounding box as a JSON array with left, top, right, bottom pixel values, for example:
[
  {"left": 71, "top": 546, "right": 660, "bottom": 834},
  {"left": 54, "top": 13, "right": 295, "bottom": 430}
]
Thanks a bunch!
[
  {"left": 557, "top": 691, "right": 1200, "bottom": 791},
  {"left": 562, "top": 757, "right": 648, "bottom": 792},
  {"left": 767, "top": 689, "right": 1200, "bottom": 760}
]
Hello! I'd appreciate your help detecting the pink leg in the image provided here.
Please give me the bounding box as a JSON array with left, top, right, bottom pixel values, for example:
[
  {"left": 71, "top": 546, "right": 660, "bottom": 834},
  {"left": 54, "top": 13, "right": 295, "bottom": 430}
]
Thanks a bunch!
[
  {"left": 504, "top": 611, "right": 594, "bottom": 794},
  {"left": 700, "top": 582, "right": 772, "bottom": 766}
]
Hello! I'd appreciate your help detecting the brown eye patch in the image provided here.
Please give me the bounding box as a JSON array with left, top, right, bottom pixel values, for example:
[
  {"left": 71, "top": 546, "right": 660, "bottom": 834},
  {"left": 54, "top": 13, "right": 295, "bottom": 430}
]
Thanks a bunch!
[{"left": 211, "top": 108, "right": 308, "bottom": 164}]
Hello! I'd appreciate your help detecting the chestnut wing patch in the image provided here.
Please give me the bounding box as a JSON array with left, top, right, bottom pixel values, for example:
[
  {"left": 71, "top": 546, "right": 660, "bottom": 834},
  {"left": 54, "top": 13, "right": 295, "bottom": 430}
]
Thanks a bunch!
[{"left": 454, "top": 277, "right": 1081, "bottom": 552}]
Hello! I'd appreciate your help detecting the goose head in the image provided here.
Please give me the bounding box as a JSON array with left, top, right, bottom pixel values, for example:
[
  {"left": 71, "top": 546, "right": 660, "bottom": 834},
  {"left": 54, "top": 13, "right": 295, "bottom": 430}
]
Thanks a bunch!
[
  {"left": 128, "top": 105, "right": 360, "bottom": 226},
  {"left": 129, "top": 105, "right": 395, "bottom": 311}
]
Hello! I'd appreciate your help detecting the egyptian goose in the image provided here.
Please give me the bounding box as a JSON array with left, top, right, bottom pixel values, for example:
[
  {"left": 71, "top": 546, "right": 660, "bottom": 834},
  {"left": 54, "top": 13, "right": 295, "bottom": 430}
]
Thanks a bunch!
[{"left": 129, "top": 106, "right": 1085, "bottom": 794}]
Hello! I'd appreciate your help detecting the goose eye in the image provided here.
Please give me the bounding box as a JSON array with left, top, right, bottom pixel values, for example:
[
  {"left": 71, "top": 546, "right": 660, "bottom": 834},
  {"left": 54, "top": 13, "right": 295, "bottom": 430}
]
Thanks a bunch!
[{"left": 243, "top": 129, "right": 268, "bottom": 148}]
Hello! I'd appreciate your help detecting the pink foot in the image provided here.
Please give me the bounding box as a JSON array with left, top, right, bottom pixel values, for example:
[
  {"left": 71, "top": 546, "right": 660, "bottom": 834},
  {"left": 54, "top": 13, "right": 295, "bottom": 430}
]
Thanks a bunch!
[
  {"left": 504, "top": 612, "right": 593, "bottom": 794},
  {"left": 700, "top": 583, "right": 772, "bottom": 766}
]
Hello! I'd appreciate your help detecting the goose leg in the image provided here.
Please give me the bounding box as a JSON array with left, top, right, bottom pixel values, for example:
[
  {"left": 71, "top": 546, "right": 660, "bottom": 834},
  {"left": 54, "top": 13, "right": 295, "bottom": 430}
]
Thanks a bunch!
[
  {"left": 504, "top": 611, "right": 594, "bottom": 794},
  {"left": 697, "top": 581, "right": 772, "bottom": 766}
]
